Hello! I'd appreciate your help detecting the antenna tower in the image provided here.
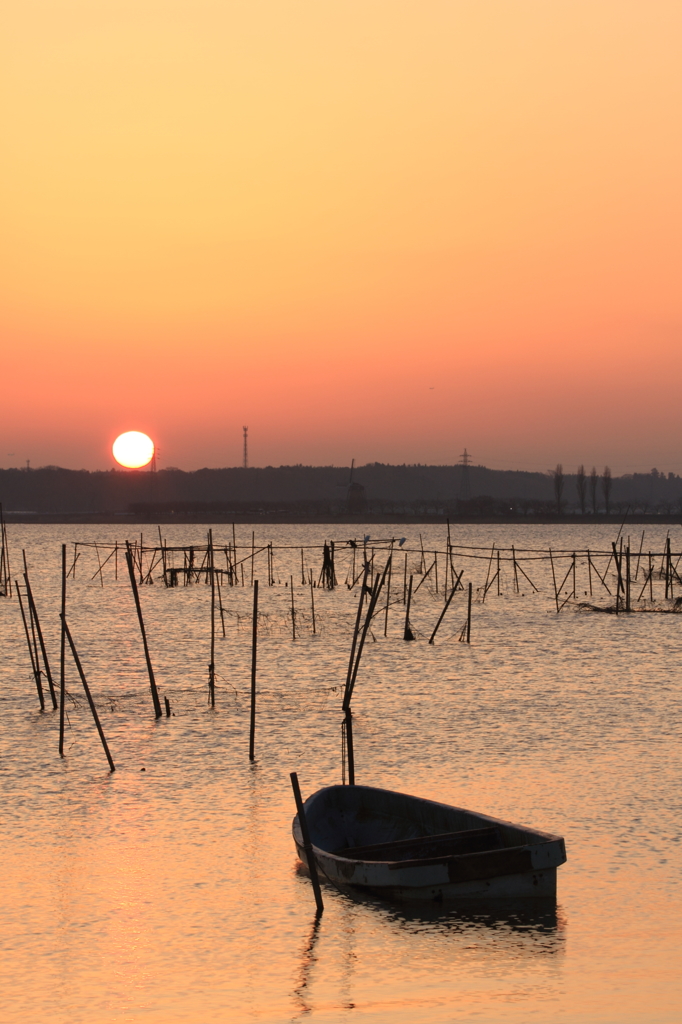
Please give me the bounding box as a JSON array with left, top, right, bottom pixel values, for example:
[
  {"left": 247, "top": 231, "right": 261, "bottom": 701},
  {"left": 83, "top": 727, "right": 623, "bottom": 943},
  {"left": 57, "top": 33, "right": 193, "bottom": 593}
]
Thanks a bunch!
[
  {"left": 243, "top": 426, "right": 248, "bottom": 469},
  {"left": 458, "top": 448, "right": 471, "bottom": 501}
]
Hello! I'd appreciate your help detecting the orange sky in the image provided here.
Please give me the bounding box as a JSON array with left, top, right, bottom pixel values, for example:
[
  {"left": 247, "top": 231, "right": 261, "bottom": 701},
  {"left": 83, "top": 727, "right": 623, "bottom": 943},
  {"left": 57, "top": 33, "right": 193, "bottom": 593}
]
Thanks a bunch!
[{"left": 2, "top": 1, "right": 681, "bottom": 473}]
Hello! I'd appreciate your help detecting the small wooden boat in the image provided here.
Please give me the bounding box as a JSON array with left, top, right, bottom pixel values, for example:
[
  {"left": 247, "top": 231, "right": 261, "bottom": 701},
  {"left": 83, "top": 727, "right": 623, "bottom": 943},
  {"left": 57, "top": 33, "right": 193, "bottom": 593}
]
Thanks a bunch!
[{"left": 293, "top": 785, "right": 567, "bottom": 901}]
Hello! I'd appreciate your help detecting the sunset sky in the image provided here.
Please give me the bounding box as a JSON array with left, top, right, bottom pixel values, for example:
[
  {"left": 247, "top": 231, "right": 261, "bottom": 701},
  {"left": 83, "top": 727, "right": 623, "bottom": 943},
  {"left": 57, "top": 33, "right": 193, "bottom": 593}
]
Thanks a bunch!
[{"left": 2, "top": 1, "right": 681, "bottom": 473}]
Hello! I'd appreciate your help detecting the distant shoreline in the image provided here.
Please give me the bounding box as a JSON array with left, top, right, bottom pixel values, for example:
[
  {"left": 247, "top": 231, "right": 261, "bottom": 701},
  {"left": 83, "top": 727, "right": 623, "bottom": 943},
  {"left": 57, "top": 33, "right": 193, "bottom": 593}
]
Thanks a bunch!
[{"left": 4, "top": 512, "right": 681, "bottom": 526}]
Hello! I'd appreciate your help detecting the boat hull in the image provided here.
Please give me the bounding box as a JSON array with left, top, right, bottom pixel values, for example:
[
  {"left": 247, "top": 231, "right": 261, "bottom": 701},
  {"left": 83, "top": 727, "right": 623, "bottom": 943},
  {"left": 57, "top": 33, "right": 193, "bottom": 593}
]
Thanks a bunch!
[{"left": 293, "top": 785, "right": 566, "bottom": 902}]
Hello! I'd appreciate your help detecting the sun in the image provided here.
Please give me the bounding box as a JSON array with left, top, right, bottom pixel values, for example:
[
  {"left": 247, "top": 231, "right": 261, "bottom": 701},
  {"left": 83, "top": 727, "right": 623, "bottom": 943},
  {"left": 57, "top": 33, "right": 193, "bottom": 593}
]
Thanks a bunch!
[{"left": 112, "top": 431, "right": 155, "bottom": 469}]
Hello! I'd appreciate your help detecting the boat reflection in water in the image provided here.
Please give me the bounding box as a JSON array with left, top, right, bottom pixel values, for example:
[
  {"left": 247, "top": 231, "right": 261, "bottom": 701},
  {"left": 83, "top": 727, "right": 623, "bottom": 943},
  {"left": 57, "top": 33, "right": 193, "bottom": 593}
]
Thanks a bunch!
[{"left": 292, "top": 866, "right": 565, "bottom": 1020}]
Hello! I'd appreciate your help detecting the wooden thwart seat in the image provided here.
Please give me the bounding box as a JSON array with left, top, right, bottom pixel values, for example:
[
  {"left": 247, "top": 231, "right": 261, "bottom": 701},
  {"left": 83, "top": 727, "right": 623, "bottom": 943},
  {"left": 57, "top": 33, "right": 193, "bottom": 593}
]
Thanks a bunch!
[{"left": 336, "top": 825, "right": 501, "bottom": 862}]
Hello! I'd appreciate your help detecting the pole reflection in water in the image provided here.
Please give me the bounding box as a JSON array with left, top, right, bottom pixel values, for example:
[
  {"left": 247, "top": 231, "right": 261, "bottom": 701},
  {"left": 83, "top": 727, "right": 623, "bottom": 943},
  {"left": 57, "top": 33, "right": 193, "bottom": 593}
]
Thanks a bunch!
[
  {"left": 292, "top": 913, "right": 323, "bottom": 1019},
  {"left": 291, "top": 856, "right": 566, "bottom": 1017}
]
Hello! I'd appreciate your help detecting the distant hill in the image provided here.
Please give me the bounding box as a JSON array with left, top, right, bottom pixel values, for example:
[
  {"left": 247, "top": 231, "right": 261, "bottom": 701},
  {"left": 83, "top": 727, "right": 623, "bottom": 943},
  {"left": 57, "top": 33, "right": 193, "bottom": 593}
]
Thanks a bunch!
[{"left": 1, "top": 463, "right": 680, "bottom": 516}]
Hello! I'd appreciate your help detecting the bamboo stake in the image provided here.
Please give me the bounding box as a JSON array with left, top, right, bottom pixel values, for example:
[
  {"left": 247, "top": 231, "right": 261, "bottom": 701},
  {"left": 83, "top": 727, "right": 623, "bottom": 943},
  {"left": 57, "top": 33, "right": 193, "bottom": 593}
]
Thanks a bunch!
[
  {"left": 0, "top": 503, "right": 11, "bottom": 597},
  {"left": 59, "top": 544, "right": 66, "bottom": 755},
  {"left": 22, "top": 557, "right": 42, "bottom": 688},
  {"left": 344, "top": 566, "right": 388, "bottom": 710},
  {"left": 310, "top": 577, "right": 316, "bottom": 635},
  {"left": 290, "top": 772, "right": 324, "bottom": 914},
  {"left": 483, "top": 544, "right": 495, "bottom": 596},
  {"left": 344, "top": 709, "right": 355, "bottom": 785},
  {"left": 23, "top": 567, "right": 57, "bottom": 708},
  {"left": 290, "top": 575, "right": 296, "bottom": 640},
  {"left": 549, "top": 549, "right": 559, "bottom": 613},
  {"left": 403, "top": 574, "right": 415, "bottom": 640},
  {"left": 216, "top": 572, "right": 226, "bottom": 637},
  {"left": 249, "top": 580, "right": 259, "bottom": 761},
  {"left": 649, "top": 552, "right": 654, "bottom": 601},
  {"left": 94, "top": 542, "right": 104, "bottom": 588},
  {"left": 61, "top": 615, "right": 115, "bottom": 772},
  {"left": 612, "top": 541, "right": 625, "bottom": 606},
  {"left": 208, "top": 529, "right": 216, "bottom": 707},
  {"left": 343, "top": 567, "right": 369, "bottom": 706},
  {"left": 17, "top": 582, "right": 44, "bottom": 709},
  {"left": 383, "top": 541, "right": 393, "bottom": 637},
  {"left": 466, "top": 581, "right": 472, "bottom": 643},
  {"left": 626, "top": 544, "right": 631, "bottom": 612},
  {"left": 125, "top": 543, "right": 162, "bottom": 719},
  {"left": 428, "top": 573, "right": 462, "bottom": 644}
]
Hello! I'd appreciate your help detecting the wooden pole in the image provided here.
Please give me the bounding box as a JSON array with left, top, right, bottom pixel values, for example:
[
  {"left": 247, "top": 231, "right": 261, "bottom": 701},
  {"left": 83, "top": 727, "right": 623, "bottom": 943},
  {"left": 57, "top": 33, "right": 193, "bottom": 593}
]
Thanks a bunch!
[
  {"left": 549, "top": 549, "right": 560, "bottom": 613},
  {"left": 626, "top": 544, "right": 631, "bottom": 612},
  {"left": 649, "top": 552, "right": 654, "bottom": 601},
  {"left": 208, "top": 529, "right": 215, "bottom": 707},
  {"left": 466, "top": 580, "right": 472, "bottom": 643},
  {"left": 216, "top": 572, "right": 226, "bottom": 637},
  {"left": 384, "top": 541, "right": 393, "bottom": 637},
  {"left": 290, "top": 772, "right": 324, "bottom": 915},
  {"left": 249, "top": 580, "right": 259, "bottom": 761},
  {"left": 61, "top": 615, "right": 115, "bottom": 772},
  {"left": 403, "top": 574, "right": 414, "bottom": 640},
  {"left": 23, "top": 569, "right": 57, "bottom": 709},
  {"left": 290, "top": 575, "right": 296, "bottom": 640},
  {"left": 428, "top": 576, "right": 461, "bottom": 644},
  {"left": 483, "top": 544, "right": 495, "bottom": 597},
  {"left": 345, "top": 569, "right": 387, "bottom": 708},
  {"left": 343, "top": 566, "right": 368, "bottom": 706},
  {"left": 17, "top": 582, "right": 44, "bottom": 709},
  {"left": 612, "top": 542, "right": 624, "bottom": 611},
  {"left": 0, "top": 502, "right": 11, "bottom": 597},
  {"left": 310, "top": 577, "right": 316, "bottom": 635},
  {"left": 125, "top": 542, "right": 162, "bottom": 719},
  {"left": 344, "top": 708, "right": 355, "bottom": 785},
  {"left": 59, "top": 544, "right": 67, "bottom": 755},
  {"left": 22, "top": 556, "right": 42, "bottom": 689}
]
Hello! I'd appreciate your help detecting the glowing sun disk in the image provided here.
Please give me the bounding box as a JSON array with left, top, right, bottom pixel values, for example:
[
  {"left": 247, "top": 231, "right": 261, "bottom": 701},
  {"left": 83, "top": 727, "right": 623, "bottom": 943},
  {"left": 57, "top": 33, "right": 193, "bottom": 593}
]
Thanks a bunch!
[{"left": 113, "top": 431, "right": 155, "bottom": 468}]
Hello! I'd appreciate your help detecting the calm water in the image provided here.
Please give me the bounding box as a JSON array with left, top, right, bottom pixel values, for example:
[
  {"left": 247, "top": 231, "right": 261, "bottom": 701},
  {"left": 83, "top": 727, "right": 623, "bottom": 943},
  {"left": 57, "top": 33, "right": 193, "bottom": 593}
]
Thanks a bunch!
[{"left": 1, "top": 524, "right": 680, "bottom": 1024}]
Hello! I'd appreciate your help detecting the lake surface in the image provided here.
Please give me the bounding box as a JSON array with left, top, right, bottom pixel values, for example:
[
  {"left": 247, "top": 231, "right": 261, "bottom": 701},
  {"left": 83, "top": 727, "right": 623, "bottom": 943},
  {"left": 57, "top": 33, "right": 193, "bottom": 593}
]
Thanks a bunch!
[{"left": 1, "top": 523, "right": 680, "bottom": 1023}]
